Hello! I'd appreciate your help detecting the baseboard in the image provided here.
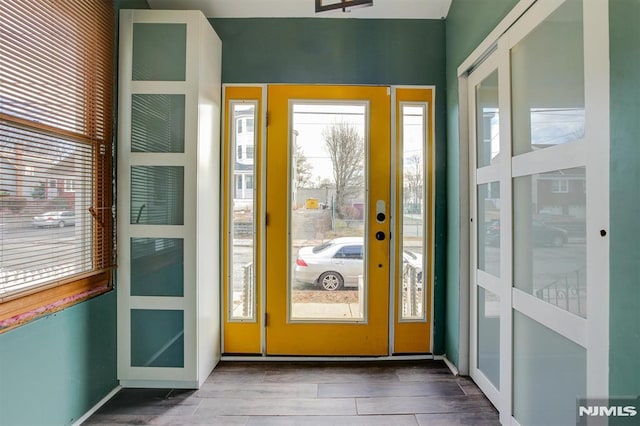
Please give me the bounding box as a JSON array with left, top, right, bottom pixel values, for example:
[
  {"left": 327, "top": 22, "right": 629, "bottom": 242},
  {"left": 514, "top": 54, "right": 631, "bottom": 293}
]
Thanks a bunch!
[
  {"left": 220, "top": 354, "right": 435, "bottom": 362},
  {"left": 435, "top": 354, "right": 460, "bottom": 376},
  {"left": 72, "top": 385, "right": 121, "bottom": 426}
]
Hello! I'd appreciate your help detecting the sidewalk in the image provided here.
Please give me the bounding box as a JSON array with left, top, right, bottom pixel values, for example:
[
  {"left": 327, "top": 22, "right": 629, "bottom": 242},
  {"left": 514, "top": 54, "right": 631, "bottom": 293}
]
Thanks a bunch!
[
  {"left": 232, "top": 300, "right": 364, "bottom": 320},
  {"left": 290, "top": 302, "right": 363, "bottom": 319}
]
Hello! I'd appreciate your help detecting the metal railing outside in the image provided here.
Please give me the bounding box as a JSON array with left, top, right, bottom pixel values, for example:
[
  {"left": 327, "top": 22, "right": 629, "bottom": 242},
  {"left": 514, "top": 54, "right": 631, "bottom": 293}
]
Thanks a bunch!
[{"left": 402, "top": 263, "right": 423, "bottom": 319}]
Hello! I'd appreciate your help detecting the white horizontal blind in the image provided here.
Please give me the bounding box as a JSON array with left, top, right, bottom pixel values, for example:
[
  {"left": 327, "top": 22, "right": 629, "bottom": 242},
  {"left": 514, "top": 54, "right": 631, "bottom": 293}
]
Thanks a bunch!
[
  {"left": 0, "top": 0, "right": 114, "bottom": 301},
  {"left": 0, "top": 122, "right": 94, "bottom": 297}
]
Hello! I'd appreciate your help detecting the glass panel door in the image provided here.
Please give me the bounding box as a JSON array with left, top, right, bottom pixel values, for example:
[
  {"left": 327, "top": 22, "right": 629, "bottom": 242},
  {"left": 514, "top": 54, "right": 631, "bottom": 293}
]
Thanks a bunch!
[
  {"left": 469, "top": 53, "right": 503, "bottom": 407},
  {"left": 265, "top": 85, "right": 390, "bottom": 356}
]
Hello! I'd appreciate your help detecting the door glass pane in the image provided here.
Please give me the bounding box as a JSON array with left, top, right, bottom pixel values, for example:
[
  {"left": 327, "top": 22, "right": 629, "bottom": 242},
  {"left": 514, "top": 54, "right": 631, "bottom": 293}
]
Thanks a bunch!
[
  {"left": 400, "top": 104, "right": 426, "bottom": 321},
  {"left": 131, "top": 94, "right": 185, "bottom": 153},
  {"left": 132, "top": 23, "right": 186, "bottom": 81},
  {"left": 513, "top": 311, "right": 586, "bottom": 425},
  {"left": 478, "top": 182, "right": 500, "bottom": 277},
  {"left": 478, "top": 287, "right": 500, "bottom": 389},
  {"left": 131, "top": 166, "right": 184, "bottom": 225},
  {"left": 513, "top": 167, "right": 586, "bottom": 317},
  {"left": 476, "top": 70, "right": 500, "bottom": 168},
  {"left": 511, "top": 0, "right": 584, "bottom": 155},
  {"left": 290, "top": 103, "right": 367, "bottom": 321},
  {"left": 131, "top": 238, "right": 183, "bottom": 297},
  {"left": 131, "top": 309, "right": 184, "bottom": 368},
  {"left": 229, "top": 102, "right": 257, "bottom": 321}
]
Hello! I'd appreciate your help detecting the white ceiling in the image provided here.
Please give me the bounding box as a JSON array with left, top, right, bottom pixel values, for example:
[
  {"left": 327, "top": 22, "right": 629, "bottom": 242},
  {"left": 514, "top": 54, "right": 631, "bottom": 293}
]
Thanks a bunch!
[{"left": 146, "top": 0, "right": 453, "bottom": 19}]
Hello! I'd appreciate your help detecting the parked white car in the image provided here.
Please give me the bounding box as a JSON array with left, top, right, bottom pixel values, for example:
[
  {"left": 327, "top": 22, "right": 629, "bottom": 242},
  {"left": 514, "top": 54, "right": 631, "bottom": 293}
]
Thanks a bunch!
[
  {"left": 294, "top": 237, "right": 423, "bottom": 291},
  {"left": 32, "top": 211, "right": 75, "bottom": 228}
]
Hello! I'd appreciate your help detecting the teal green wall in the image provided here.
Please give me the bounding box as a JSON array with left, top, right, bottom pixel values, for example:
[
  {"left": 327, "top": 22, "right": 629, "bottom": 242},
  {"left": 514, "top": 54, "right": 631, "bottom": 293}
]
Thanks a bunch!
[
  {"left": 609, "top": 0, "right": 640, "bottom": 397},
  {"left": 444, "top": 0, "right": 520, "bottom": 366},
  {"left": 210, "top": 18, "right": 444, "bottom": 86},
  {"left": 0, "top": 292, "right": 117, "bottom": 425},
  {"left": 210, "top": 18, "right": 448, "bottom": 354}
]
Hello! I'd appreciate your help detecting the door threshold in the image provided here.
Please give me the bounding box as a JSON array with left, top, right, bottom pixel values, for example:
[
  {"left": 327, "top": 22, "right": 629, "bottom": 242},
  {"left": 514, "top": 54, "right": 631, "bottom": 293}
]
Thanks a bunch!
[{"left": 220, "top": 354, "right": 435, "bottom": 362}]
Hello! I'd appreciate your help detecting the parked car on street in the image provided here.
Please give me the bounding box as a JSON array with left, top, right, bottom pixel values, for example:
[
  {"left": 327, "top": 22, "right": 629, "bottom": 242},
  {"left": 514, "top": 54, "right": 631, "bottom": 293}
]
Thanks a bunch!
[
  {"left": 32, "top": 211, "right": 75, "bottom": 228},
  {"left": 485, "top": 219, "right": 568, "bottom": 247},
  {"left": 294, "top": 237, "right": 423, "bottom": 291}
]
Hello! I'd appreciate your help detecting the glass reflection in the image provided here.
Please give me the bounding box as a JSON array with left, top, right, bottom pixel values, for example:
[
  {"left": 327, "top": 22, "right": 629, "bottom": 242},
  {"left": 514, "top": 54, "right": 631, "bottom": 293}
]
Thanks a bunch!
[
  {"left": 130, "top": 166, "right": 184, "bottom": 225},
  {"left": 511, "top": 0, "right": 584, "bottom": 155},
  {"left": 478, "top": 287, "right": 500, "bottom": 389},
  {"left": 476, "top": 70, "right": 500, "bottom": 168},
  {"left": 478, "top": 182, "right": 500, "bottom": 277},
  {"left": 131, "top": 309, "right": 184, "bottom": 368},
  {"left": 131, "top": 238, "right": 184, "bottom": 297},
  {"left": 513, "top": 311, "right": 586, "bottom": 425},
  {"left": 131, "top": 94, "right": 185, "bottom": 153},
  {"left": 514, "top": 167, "right": 586, "bottom": 317},
  {"left": 132, "top": 23, "right": 186, "bottom": 81}
]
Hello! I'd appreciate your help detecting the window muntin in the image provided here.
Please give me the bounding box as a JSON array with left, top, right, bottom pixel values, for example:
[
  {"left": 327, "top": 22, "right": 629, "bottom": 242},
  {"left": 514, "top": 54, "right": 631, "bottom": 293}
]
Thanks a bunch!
[{"left": 551, "top": 179, "right": 569, "bottom": 193}]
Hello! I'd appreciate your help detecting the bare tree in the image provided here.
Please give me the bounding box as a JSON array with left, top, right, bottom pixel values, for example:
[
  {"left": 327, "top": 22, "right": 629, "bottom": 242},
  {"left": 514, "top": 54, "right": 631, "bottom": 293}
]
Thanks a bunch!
[
  {"left": 404, "top": 154, "right": 423, "bottom": 210},
  {"left": 323, "top": 122, "right": 364, "bottom": 215},
  {"left": 293, "top": 141, "right": 313, "bottom": 189}
]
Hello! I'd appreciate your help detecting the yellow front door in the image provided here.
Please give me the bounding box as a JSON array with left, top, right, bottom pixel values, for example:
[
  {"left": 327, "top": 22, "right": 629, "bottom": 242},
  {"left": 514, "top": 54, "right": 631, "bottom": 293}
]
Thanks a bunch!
[{"left": 265, "top": 85, "right": 391, "bottom": 355}]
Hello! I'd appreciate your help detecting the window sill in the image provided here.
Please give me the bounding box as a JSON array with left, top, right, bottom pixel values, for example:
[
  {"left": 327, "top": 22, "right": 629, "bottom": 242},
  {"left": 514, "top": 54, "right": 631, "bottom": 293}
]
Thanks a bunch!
[{"left": 0, "top": 271, "right": 112, "bottom": 334}]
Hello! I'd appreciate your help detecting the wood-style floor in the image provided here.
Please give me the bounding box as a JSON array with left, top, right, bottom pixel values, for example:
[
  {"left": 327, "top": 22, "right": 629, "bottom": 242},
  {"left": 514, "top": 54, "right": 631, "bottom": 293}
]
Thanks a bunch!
[{"left": 85, "top": 360, "right": 499, "bottom": 425}]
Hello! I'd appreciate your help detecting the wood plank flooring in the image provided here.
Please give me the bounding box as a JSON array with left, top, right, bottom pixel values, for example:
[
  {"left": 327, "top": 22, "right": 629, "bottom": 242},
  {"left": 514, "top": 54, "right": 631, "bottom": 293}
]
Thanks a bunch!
[{"left": 85, "top": 360, "right": 499, "bottom": 425}]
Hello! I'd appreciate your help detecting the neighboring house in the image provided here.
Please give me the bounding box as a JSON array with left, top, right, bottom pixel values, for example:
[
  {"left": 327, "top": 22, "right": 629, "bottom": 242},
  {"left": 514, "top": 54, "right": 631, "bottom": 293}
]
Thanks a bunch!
[
  {"left": 536, "top": 168, "right": 586, "bottom": 218},
  {"left": 0, "top": 143, "right": 80, "bottom": 209},
  {"left": 233, "top": 111, "right": 255, "bottom": 210}
]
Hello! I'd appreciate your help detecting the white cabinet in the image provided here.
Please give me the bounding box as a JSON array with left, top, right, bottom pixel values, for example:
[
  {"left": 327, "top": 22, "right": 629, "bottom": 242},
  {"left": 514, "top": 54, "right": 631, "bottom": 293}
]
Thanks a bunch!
[{"left": 117, "top": 9, "right": 221, "bottom": 388}]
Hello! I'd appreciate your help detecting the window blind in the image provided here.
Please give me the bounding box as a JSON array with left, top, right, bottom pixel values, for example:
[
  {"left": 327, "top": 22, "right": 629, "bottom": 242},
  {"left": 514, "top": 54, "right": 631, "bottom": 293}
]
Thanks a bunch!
[{"left": 0, "top": 0, "right": 114, "bottom": 301}]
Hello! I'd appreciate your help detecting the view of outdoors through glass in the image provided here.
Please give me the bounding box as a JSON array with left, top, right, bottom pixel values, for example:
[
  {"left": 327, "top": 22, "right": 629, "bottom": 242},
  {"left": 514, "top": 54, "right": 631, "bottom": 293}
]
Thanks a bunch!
[
  {"left": 514, "top": 167, "right": 587, "bottom": 318},
  {"left": 0, "top": 128, "right": 94, "bottom": 297},
  {"left": 290, "top": 103, "right": 367, "bottom": 320},
  {"left": 400, "top": 104, "right": 427, "bottom": 321},
  {"left": 229, "top": 102, "right": 257, "bottom": 320}
]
